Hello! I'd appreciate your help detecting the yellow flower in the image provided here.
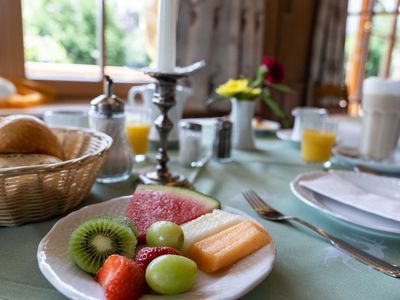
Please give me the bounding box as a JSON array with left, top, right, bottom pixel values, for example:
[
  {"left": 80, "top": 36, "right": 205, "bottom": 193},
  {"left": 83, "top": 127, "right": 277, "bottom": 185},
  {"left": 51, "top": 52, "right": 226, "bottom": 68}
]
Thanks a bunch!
[
  {"left": 216, "top": 79, "right": 248, "bottom": 97},
  {"left": 216, "top": 79, "right": 261, "bottom": 99},
  {"left": 242, "top": 87, "right": 261, "bottom": 98}
]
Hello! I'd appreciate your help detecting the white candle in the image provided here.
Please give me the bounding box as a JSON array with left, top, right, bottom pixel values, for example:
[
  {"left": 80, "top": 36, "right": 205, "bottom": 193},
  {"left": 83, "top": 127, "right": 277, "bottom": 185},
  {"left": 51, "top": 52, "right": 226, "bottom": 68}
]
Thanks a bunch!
[{"left": 155, "top": 0, "right": 178, "bottom": 72}]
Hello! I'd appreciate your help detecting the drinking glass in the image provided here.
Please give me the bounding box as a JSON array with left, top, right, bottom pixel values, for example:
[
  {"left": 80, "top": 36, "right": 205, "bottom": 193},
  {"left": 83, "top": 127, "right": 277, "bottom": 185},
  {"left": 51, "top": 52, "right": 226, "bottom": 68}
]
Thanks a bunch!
[
  {"left": 291, "top": 107, "right": 327, "bottom": 141},
  {"left": 360, "top": 77, "right": 400, "bottom": 161},
  {"left": 301, "top": 117, "right": 337, "bottom": 168},
  {"left": 125, "top": 106, "right": 152, "bottom": 162}
]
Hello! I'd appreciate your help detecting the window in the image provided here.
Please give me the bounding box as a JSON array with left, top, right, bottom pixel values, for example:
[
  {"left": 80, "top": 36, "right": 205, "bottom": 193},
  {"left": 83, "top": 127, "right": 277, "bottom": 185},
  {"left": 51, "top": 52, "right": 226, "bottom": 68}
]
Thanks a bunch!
[
  {"left": 1, "top": 0, "right": 156, "bottom": 99},
  {"left": 345, "top": 0, "right": 400, "bottom": 113}
]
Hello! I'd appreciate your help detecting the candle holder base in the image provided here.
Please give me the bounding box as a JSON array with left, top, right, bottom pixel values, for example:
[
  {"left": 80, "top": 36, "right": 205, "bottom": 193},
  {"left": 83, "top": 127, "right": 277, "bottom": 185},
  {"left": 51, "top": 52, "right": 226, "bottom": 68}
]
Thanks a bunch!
[{"left": 138, "top": 171, "right": 192, "bottom": 189}]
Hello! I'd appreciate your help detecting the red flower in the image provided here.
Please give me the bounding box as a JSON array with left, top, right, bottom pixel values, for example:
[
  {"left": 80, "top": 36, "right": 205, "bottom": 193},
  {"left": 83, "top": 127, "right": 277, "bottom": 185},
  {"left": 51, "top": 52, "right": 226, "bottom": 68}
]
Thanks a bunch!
[{"left": 262, "top": 56, "right": 284, "bottom": 84}]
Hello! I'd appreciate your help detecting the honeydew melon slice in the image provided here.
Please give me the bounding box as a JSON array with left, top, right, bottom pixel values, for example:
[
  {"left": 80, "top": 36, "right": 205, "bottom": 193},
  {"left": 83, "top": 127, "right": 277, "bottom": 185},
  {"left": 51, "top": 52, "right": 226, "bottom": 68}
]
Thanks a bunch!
[{"left": 181, "top": 209, "right": 244, "bottom": 253}]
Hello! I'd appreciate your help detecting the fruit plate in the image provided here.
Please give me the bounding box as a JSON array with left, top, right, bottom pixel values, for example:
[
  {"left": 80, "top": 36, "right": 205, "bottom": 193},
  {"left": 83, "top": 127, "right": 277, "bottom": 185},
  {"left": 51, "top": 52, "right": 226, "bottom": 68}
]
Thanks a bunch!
[{"left": 37, "top": 196, "right": 276, "bottom": 300}]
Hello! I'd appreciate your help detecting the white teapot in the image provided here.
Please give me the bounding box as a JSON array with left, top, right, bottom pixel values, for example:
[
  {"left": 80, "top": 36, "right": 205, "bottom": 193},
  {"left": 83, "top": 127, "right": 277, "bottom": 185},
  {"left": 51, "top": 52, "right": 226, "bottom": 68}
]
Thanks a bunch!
[{"left": 128, "top": 83, "right": 191, "bottom": 142}]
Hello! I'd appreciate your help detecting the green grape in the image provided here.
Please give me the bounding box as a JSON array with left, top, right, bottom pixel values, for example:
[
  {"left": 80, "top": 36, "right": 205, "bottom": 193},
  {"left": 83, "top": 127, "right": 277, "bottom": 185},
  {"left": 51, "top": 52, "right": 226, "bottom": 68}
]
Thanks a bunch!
[
  {"left": 145, "top": 255, "right": 197, "bottom": 295},
  {"left": 146, "top": 221, "right": 184, "bottom": 250}
]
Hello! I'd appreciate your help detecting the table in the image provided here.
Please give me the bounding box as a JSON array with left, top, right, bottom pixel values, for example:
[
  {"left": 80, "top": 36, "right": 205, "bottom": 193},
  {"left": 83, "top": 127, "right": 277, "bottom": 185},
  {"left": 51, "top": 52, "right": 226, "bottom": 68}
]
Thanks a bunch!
[{"left": 0, "top": 133, "right": 399, "bottom": 300}]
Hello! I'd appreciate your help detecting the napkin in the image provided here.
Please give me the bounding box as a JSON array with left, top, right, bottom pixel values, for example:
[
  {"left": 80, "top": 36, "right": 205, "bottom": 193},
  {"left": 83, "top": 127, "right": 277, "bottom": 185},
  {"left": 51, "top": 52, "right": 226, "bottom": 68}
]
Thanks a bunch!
[{"left": 299, "top": 173, "right": 400, "bottom": 222}]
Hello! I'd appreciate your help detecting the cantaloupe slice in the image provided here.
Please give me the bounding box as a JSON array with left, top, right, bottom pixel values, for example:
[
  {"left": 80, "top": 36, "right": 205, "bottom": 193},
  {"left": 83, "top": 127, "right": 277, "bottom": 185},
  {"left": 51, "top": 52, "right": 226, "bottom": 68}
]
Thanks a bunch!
[
  {"left": 187, "top": 220, "right": 271, "bottom": 272},
  {"left": 181, "top": 209, "right": 244, "bottom": 253}
]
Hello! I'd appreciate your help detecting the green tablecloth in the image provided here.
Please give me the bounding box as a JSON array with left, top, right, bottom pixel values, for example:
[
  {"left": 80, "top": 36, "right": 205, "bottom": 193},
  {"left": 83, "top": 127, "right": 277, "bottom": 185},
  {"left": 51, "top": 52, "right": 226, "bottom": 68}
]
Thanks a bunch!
[{"left": 0, "top": 136, "right": 399, "bottom": 300}]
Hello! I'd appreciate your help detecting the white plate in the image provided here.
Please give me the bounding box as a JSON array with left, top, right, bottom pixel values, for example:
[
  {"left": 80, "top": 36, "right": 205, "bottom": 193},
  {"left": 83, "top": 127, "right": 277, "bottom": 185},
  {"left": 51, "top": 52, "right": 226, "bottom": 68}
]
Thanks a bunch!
[
  {"left": 37, "top": 196, "right": 276, "bottom": 300},
  {"left": 180, "top": 118, "right": 217, "bottom": 127},
  {"left": 290, "top": 171, "right": 400, "bottom": 236},
  {"left": 333, "top": 146, "right": 400, "bottom": 174},
  {"left": 252, "top": 119, "right": 281, "bottom": 134},
  {"left": 276, "top": 129, "right": 300, "bottom": 145}
]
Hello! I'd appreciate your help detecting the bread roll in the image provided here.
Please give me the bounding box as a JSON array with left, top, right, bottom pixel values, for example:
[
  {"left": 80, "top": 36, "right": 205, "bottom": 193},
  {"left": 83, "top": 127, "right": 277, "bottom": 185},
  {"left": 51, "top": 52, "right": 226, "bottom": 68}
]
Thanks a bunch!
[
  {"left": 0, "top": 154, "right": 62, "bottom": 169},
  {"left": 0, "top": 115, "right": 64, "bottom": 159}
]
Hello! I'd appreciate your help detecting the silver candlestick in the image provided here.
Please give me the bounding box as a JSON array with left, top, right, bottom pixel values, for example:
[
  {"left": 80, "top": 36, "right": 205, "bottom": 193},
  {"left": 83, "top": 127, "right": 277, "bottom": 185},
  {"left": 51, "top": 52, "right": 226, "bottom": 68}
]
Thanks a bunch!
[{"left": 138, "top": 61, "right": 205, "bottom": 188}]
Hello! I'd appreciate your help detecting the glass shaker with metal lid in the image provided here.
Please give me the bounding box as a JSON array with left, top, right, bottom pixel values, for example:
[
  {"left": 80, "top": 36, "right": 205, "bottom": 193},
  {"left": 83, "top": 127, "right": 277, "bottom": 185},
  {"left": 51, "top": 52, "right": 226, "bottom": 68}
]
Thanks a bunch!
[
  {"left": 88, "top": 76, "right": 133, "bottom": 183},
  {"left": 179, "top": 121, "right": 203, "bottom": 167}
]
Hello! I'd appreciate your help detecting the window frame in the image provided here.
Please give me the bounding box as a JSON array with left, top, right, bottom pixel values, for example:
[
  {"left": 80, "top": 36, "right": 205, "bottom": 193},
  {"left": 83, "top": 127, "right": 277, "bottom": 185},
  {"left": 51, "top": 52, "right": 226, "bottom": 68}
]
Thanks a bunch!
[
  {"left": 0, "top": 0, "right": 151, "bottom": 100},
  {"left": 345, "top": 0, "right": 400, "bottom": 113}
]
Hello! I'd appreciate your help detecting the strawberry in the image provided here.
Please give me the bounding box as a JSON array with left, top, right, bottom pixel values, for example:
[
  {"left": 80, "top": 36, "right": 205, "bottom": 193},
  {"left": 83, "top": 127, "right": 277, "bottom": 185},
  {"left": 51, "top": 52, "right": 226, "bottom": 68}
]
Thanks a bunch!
[
  {"left": 95, "top": 254, "right": 145, "bottom": 300},
  {"left": 135, "top": 247, "right": 182, "bottom": 269}
]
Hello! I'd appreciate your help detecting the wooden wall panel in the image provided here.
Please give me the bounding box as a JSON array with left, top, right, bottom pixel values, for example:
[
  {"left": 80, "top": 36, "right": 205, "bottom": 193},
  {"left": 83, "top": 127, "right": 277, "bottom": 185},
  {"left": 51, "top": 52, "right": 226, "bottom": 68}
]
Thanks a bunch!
[
  {"left": 0, "top": 0, "right": 25, "bottom": 77},
  {"left": 259, "top": 0, "right": 317, "bottom": 124}
]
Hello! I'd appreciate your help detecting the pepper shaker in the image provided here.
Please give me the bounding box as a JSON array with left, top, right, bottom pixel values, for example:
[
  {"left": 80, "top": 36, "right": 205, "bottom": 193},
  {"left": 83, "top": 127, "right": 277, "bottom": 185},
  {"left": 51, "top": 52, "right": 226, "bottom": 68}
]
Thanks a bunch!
[
  {"left": 88, "top": 76, "right": 133, "bottom": 183},
  {"left": 213, "top": 118, "right": 232, "bottom": 161}
]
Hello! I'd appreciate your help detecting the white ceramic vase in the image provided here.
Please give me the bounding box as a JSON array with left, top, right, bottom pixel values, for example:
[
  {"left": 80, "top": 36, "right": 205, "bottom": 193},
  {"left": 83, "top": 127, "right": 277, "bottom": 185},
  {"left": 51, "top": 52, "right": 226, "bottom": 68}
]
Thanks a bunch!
[{"left": 230, "top": 98, "right": 256, "bottom": 150}]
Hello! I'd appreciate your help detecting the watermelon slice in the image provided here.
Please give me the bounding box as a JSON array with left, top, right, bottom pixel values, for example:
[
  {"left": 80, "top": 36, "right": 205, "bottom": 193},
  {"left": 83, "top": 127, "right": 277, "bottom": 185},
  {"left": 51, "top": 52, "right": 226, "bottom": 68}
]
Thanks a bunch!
[{"left": 125, "top": 185, "right": 220, "bottom": 243}]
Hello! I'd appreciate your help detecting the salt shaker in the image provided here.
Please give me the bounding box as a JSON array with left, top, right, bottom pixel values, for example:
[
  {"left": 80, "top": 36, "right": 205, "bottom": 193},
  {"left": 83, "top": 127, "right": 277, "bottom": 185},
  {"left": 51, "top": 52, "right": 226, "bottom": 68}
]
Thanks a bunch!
[
  {"left": 179, "top": 122, "right": 203, "bottom": 167},
  {"left": 213, "top": 118, "right": 232, "bottom": 161},
  {"left": 88, "top": 76, "right": 133, "bottom": 183}
]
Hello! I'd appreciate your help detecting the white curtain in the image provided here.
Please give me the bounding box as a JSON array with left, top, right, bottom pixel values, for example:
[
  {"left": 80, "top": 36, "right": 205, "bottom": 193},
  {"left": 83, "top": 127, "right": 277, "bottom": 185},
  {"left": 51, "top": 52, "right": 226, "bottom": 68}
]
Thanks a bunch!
[
  {"left": 305, "top": 0, "right": 348, "bottom": 105},
  {"left": 177, "top": 0, "right": 266, "bottom": 112}
]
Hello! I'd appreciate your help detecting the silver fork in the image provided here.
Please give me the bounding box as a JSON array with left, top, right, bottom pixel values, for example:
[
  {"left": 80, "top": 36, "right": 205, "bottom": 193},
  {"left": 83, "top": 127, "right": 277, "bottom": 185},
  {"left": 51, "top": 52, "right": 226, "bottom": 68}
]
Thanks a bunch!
[{"left": 242, "top": 190, "right": 400, "bottom": 278}]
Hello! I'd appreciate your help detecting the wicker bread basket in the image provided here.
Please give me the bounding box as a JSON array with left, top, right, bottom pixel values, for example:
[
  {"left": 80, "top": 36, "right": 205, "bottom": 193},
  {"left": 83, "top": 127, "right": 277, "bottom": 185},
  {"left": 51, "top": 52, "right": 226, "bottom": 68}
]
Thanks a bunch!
[{"left": 0, "top": 127, "right": 113, "bottom": 226}]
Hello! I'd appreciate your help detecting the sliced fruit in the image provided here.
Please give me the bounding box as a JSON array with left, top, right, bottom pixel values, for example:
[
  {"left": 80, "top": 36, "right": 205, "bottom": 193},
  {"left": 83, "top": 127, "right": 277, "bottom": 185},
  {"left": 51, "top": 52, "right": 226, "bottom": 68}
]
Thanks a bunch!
[
  {"left": 107, "top": 216, "right": 138, "bottom": 237},
  {"left": 69, "top": 217, "right": 137, "bottom": 274},
  {"left": 125, "top": 184, "right": 220, "bottom": 242},
  {"left": 146, "top": 221, "right": 184, "bottom": 250},
  {"left": 95, "top": 254, "right": 145, "bottom": 300},
  {"left": 145, "top": 255, "right": 197, "bottom": 295},
  {"left": 181, "top": 209, "right": 244, "bottom": 253},
  {"left": 187, "top": 220, "right": 271, "bottom": 273},
  {"left": 135, "top": 246, "right": 182, "bottom": 269}
]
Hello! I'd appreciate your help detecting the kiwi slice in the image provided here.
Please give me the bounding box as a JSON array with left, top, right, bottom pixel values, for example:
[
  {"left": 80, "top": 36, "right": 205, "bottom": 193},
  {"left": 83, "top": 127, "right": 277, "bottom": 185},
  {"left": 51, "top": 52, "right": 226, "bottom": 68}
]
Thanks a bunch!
[
  {"left": 69, "top": 217, "right": 137, "bottom": 274},
  {"left": 107, "top": 216, "right": 138, "bottom": 237}
]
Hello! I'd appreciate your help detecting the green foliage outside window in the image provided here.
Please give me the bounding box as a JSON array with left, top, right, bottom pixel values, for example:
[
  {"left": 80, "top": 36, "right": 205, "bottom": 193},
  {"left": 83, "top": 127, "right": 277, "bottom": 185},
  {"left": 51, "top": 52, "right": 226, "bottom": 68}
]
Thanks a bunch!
[{"left": 23, "top": 0, "right": 150, "bottom": 68}]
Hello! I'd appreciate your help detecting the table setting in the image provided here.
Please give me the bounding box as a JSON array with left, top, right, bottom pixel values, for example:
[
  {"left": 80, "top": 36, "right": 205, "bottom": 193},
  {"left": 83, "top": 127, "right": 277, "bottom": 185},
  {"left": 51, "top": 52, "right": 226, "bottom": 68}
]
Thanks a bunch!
[
  {"left": 1, "top": 86, "right": 400, "bottom": 299},
  {"left": 1, "top": 1, "right": 400, "bottom": 300},
  {"left": 1, "top": 103, "right": 400, "bottom": 299},
  {"left": 2, "top": 69, "right": 400, "bottom": 299}
]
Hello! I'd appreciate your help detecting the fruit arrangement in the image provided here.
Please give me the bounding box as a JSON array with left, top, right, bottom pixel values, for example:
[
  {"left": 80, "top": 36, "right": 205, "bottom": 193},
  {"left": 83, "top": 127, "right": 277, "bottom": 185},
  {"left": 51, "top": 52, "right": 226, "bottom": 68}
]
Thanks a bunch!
[
  {"left": 125, "top": 184, "right": 220, "bottom": 242},
  {"left": 68, "top": 185, "right": 272, "bottom": 300}
]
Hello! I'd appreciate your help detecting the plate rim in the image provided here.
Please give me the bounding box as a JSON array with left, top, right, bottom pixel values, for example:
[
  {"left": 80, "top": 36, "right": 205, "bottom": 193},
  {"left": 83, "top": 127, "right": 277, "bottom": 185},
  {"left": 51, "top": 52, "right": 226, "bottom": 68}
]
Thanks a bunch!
[
  {"left": 290, "top": 170, "right": 400, "bottom": 236},
  {"left": 37, "top": 196, "right": 276, "bottom": 300},
  {"left": 333, "top": 146, "right": 400, "bottom": 174},
  {"left": 276, "top": 129, "right": 300, "bottom": 143},
  {"left": 252, "top": 118, "right": 281, "bottom": 133}
]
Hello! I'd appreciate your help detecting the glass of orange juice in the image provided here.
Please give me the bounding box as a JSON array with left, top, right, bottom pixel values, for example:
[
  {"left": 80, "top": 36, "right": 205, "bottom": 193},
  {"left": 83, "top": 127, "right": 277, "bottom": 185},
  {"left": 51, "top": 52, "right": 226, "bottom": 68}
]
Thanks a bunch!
[
  {"left": 125, "top": 106, "right": 152, "bottom": 162},
  {"left": 301, "top": 118, "right": 337, "bottom": 167}
]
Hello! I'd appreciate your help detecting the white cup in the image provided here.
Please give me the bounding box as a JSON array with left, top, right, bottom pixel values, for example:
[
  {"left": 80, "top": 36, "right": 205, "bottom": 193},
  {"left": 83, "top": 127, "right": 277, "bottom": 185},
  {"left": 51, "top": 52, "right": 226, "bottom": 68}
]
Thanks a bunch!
[
  {"left": 128, "top": 83, "right": 191, "bottom": 142},
  {"left": 43, "top": 110, "right": 89, "bottom": 128},
  {"left": 359, "top": 77, "right": 400, "bottom": 161},
  {"left": 291, "top": 107, "right": 328, "bottom": 141}
]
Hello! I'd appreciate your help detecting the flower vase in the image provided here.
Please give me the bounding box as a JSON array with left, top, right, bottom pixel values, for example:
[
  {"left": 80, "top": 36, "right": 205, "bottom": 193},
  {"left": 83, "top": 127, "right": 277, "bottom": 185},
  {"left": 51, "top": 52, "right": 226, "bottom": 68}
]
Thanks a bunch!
[{"left": 230, "top": 98, "right": 256, "bottom": 150}]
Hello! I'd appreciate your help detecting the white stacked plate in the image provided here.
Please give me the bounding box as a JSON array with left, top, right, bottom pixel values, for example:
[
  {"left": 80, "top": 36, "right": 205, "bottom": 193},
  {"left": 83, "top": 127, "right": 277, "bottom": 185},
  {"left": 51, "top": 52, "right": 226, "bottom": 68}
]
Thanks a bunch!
[
  {"left": 290, "top": 170, "right": 400, "bottom": 236},
  {"left": 276, "top": 129, "right": 300, "bottom": 146},
  {"left": 333, "top": 146, "right": 400, "bottom": 174},
  {"left": 252, "top": 119, "right": 281, "bottom": 136}
]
